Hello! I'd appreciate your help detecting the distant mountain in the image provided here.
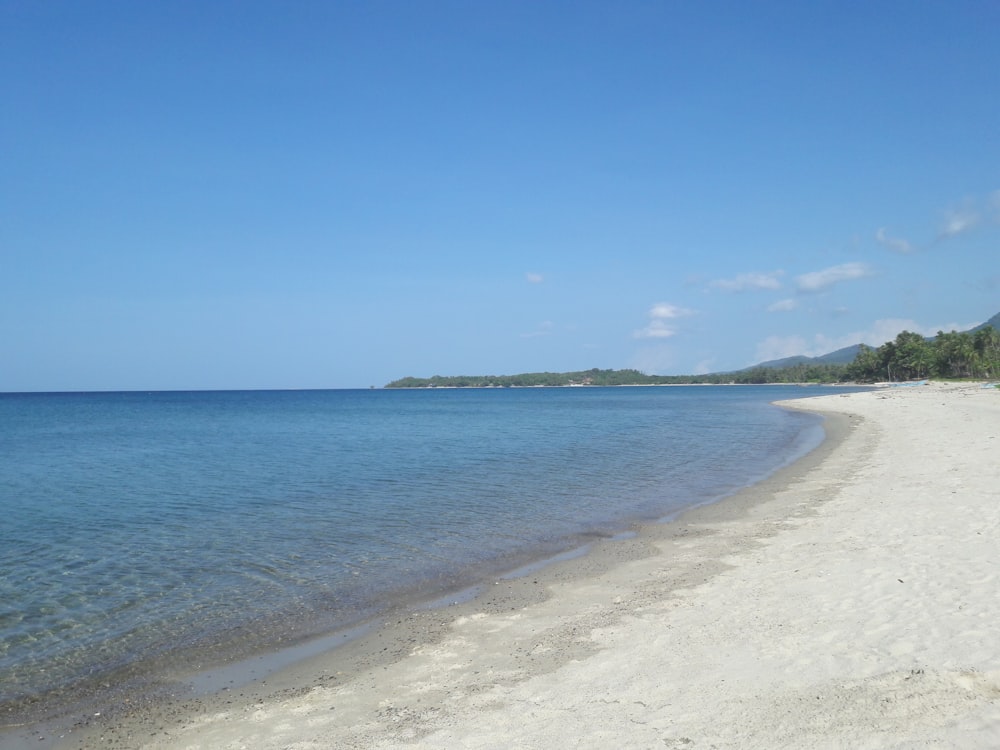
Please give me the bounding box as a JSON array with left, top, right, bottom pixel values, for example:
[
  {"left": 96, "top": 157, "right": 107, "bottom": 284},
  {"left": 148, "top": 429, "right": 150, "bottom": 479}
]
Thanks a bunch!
[
  {"left": 386, "top": 312, "right": 1000, "bottom": 387},
  {"left": 971, "top": 310, "right": 1000, "bottom": 334},
  {"left": 752, "top": 344, "right": 860, "bottom": 370},
  {"left": 741, "top": 311, "right": 1000, "bottom": 372}
]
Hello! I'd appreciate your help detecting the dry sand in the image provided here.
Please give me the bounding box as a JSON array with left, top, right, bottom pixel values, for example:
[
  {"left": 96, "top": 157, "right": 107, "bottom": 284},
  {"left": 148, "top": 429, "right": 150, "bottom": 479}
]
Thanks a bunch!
[{"left": 54, "top": 382, "right": 1000, "bottom": 749}]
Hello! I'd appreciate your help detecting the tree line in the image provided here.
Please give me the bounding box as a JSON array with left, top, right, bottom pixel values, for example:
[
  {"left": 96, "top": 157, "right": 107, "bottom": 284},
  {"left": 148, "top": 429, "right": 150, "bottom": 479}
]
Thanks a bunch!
[
  {"left": 845, "top": 328, "right": 1000, "bottom": 382},
  {"left": 385, "top": 326, "right": 1000, "bottom": 388},
  {"left": 385, "top": 365, "right": 850, "bottom": 388},
  {"left": 386, "top": 368, "right": 671, "bottom": 388}
]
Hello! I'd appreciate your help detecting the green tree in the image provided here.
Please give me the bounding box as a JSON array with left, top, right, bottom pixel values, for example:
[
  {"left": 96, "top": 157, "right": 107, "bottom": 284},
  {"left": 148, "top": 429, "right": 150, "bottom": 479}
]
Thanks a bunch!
[
  {"left": 973, "top": 327, "right": 1000, "bottom": 377},
  {"left": 846, "top": 344, "right": 880, "bottom": 382},
  {"left": 935, "top": 331, "right": 976, "bottom": 378},
  {"left": 893, "top": 331, "right": 933, "bottom": 380},
  {"left": 876, "top": 339, "right": 899, "bottom": 381}
]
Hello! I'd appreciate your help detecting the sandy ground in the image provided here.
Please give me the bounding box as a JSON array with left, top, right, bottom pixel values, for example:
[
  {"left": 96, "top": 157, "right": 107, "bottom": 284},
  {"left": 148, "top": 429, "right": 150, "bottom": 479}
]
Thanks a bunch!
[{"left": 49, "top": 382, "right": 1000, "bottom": 749}]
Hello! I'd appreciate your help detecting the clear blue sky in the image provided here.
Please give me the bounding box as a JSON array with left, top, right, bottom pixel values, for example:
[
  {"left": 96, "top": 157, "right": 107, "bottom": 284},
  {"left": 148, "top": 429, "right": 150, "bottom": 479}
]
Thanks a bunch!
[{"left": 2, "top": 1, "right": 998, "bottom": 390}]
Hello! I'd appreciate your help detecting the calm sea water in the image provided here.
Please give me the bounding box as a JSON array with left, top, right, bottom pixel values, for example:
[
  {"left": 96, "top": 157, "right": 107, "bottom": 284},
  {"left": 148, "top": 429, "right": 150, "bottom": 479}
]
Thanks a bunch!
[{"left": 1, "top": 386, "right": 841, "bottom": 714}]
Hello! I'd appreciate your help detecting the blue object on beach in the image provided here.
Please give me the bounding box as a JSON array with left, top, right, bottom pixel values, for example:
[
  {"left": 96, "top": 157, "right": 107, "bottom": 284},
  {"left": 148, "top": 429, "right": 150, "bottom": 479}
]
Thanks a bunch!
[{"left": 891, "top": 379, "right": 928, "bottom": 387}]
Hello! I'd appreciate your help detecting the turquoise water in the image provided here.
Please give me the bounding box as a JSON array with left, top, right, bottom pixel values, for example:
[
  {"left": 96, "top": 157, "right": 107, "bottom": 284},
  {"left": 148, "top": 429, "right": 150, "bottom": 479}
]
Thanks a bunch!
[{"left": 0, "top": 386, "right": 841, "bottom": 714}]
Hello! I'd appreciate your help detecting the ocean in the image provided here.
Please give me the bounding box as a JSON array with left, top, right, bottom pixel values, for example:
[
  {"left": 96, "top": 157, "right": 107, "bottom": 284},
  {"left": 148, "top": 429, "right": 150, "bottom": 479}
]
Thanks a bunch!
[{"left": 0, "top": 386, "right": 846, "bottom": 720}]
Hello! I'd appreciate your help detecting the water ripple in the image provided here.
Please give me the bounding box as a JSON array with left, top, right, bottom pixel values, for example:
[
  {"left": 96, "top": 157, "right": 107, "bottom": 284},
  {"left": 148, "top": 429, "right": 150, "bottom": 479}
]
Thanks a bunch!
[{"left": 0, "top": 386, "right": 839, "bottom": 706}]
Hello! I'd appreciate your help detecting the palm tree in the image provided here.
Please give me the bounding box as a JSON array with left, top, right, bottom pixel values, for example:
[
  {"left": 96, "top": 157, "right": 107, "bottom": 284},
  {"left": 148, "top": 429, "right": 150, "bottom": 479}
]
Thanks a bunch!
[
  {"left": 973, "top": 327, "right": 1000, "bottom": 377},
  {"left": 894, "top": 331, "right": 932, "bottom": 379}
]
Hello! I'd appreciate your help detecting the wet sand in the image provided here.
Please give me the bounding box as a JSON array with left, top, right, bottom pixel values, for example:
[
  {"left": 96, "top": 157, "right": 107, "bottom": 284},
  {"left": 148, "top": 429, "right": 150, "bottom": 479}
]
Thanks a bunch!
[{"left": 19, "top": 382, "right": 1000, "bottom": 748}]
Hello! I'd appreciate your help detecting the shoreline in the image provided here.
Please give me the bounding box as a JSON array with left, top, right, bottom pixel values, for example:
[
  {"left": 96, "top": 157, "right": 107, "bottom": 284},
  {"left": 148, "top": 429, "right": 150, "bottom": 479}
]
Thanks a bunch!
[
  {"left": 382, "top": 381, "right": 865, "bottom": 389},
  {"left": 3, "top": 389, "right": 830, "bottom": 747},
  {"left": 19, "top": 381, "right": 1000, "bottom": 747},
  {"left": 21, "top": 396, "right": 846, "bottom": 748}
]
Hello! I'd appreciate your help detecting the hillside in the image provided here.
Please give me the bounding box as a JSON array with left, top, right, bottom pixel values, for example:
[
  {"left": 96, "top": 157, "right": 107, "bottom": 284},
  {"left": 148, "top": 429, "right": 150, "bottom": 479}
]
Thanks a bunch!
[
  {"left": 971, "top": 310, "right": 1000, "bottom": 333},
  {"left": 743, "top": 313, "right": 999, "bottom": 372},
  {"left": 385, "top": 311, "right": 1000, "bottom": 387},
  {"left": 751, "top": 344, "right": 860, "bottom": 370}
]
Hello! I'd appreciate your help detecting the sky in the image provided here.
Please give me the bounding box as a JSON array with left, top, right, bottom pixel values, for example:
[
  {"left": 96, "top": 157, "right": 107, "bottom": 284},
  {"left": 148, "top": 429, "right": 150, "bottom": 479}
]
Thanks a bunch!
[{"left": 2, "top": 1, "right": 999, "bottom": 391}]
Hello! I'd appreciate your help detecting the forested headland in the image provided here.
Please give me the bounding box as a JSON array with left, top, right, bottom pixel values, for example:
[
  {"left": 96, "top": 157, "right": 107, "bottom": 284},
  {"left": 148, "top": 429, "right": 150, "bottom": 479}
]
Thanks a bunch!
[
  {"left": 385, "top": 319, "right": 1000, "bottom": 388},
  {"left": 844, "top": 326, "right": 999, "bottom": 382}
]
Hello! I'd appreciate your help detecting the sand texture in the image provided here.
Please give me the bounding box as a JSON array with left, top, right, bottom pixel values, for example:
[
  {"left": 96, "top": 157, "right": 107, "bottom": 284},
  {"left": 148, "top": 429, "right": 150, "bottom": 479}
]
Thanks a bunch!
[{"left": 60, "top": 383, "right": 1000, "bottom": 749}]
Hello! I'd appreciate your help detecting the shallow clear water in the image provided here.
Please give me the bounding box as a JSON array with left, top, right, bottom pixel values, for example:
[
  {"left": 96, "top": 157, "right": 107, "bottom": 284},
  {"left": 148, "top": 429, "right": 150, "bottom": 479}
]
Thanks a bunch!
[{"left": 0, "top": 386, "right": 840, "bottom": 708}]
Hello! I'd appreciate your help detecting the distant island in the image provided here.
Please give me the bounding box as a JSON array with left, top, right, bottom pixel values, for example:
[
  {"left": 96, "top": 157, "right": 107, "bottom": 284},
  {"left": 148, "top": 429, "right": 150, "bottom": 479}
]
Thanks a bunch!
[{"left": 385, "top": 313, "right": 1000, "bottom": 388}]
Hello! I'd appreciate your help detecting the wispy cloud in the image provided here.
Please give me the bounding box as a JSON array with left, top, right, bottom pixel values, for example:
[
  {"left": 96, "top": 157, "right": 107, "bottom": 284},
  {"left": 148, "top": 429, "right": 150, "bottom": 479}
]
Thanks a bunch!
[
  {"left": 767, "top": 298, "right": 798, "bottom": 312},
  {"left": 525, "top": 272, "right": 544, "bottom": 284},
  {"left": 938, "top": 208, "right": 980, "bottom": 240},
  {"left": 709, "top": 270, "right": 784, "bottom": 292},
  {"left": 753, "top": 317, "right": 975, "bottom": 364},
  {"left": 875, "top": 228, "right": 914, "bottom": 254},
  {"left": 521, "top": 320, "right": 554, "bottom": 338},
  {"left": 933, "top": 189, "right": 1000, "bottom": 240},
  {"left": 649, "top": 303, "right": 695, "bottom": 319},
  {"left": 634, "top": 324, "right": 678, "bottom": 340},
  {"left": 806, "top": 319, "right": 971, "bottom": 355},
  {"left": 872, "top": 189, "right": 1000, "bottom": 252},
  {"left": 795, "top": 262, "right": 874, "bottom": 293},
  {"left": 632, "top": 302, "right": 695, "bottom": 339}
]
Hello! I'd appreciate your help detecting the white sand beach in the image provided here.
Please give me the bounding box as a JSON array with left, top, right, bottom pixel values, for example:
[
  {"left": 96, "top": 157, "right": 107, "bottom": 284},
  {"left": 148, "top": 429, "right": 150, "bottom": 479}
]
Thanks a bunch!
[{"left": 61, "top": 383, "right": 1000, "bottom": 749}]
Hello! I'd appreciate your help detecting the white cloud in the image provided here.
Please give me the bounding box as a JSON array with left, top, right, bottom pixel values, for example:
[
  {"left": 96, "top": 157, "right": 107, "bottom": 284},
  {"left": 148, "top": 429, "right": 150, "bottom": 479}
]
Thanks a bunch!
[
  {"left": 753, "top": 317, "right": 976, "bottom": 364},
  {"left": 525, "top": 272, "right": 544, "bottom": 284},
  {"left": 856, "top": 319, "right": 929, "bottom": 346},
  {"left": 709, "top": 270, "right": 784, "bottom": 292},
  {"left": 875, "top": 228, "right": 914, "bottom": 254},
  {"left": 931, "top": 191, "right": 1000, "bottom": 240},
  {"left": 795, "top": 262, "right": 874, "bottom": 293},
  {"left": 846, "top": 318, "right": 973, "bottom": 347},
  {"left": 767, "top": 298, "right": 798, "bottom": 312},
  {"left": 648, "top": 302, "right": 695, "bottom": 320},
  {"left": 632, "top": 302, "right": 695, "bottom": 340},
  {"left": 633, "top": 322, "right": 677, "bottom": 339},
  {"left": 939, "top": 209, "right": 979, "bottom": 239},
  {"left": 872, "top": 190, "right": 1000, "bottom": 251}
]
